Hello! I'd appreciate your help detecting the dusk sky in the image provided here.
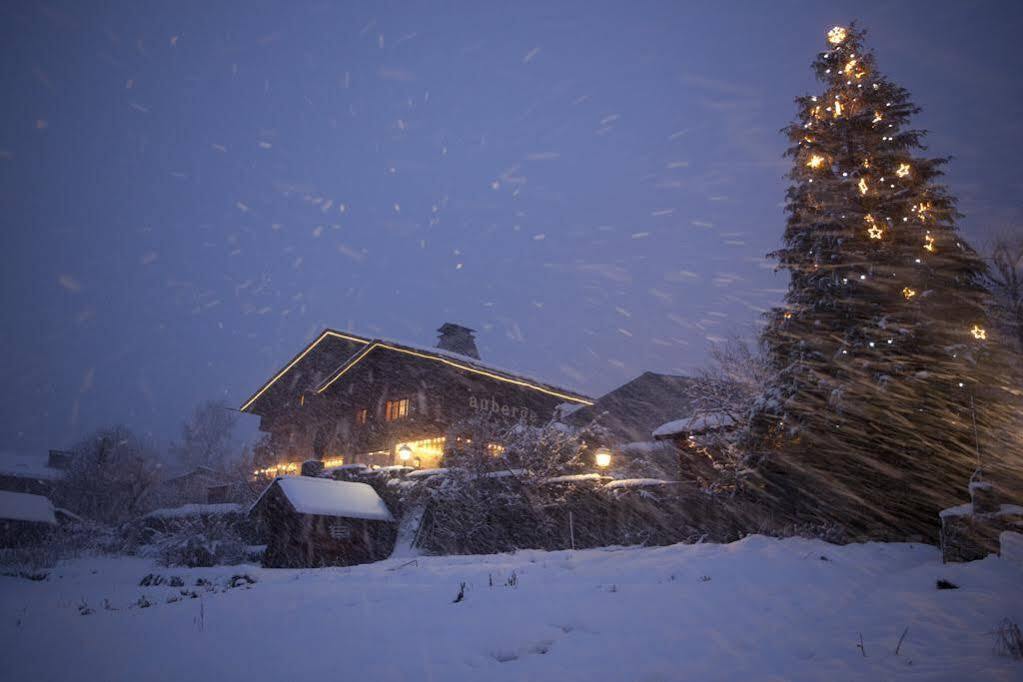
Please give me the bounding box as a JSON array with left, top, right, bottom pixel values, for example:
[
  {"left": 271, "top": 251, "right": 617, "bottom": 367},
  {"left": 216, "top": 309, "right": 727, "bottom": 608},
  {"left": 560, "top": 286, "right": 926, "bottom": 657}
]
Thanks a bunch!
[{"left": 2, "top": 1, "right": 1021, "bottom": 455}]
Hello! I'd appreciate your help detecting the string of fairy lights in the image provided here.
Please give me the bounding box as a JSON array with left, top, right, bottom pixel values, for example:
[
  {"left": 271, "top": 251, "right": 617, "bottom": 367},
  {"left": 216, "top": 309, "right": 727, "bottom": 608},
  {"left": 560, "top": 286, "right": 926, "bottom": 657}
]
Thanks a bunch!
[{"left": 795, "top": 26, "right": 987, "bottom": 345}]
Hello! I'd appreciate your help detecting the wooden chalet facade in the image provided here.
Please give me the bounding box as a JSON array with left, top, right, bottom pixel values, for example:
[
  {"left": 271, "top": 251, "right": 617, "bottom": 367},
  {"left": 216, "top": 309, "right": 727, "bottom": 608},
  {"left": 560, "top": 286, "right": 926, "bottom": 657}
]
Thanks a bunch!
[{"left": 241, "top": 323, "right": 593, "bottom": 474}]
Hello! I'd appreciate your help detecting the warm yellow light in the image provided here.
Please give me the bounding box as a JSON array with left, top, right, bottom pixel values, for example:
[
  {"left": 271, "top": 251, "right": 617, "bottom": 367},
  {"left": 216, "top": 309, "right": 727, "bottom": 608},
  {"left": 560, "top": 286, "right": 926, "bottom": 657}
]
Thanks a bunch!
[
  {"left": 396, "top": 437, "right": 446, "bottom": 468},
  {"left": 924, "top": 233, "right": 936, "bottom": 253},
  {"left": 843, "top": 58, "right": 857, "bottom": 75},
  {"left": 858, "top": 177, "right": 869, "bottom": 195},
  {"left": 783, "top": 311, "right": 793, "bottom": 320},
  {"left": 896, "top": 163, "right": 911, "bottom": 178},
  {"left": 253, "top": 461, "right": 300, "bottom": 478},
  {"left": 321, "top": 456, "right": 346, "bottom": 469},
  {"left": 827, "top": 26, "right": 848, "bottom": 45},
  {"left": 807, "top": 155, "right": 825, "bottom": 169},
  {"left": 971, "top": 325, "right": 987, "bottom": 340},
  {"left": 594, "top": 448, "right": 612, "bottom": 468},
  {"left": 865, "top": 214, "right": 883, "bottom": 240},
  {"left": 872, "top": 111, "right": 882, "bottom": 124},
  {"left": 833, "top": 99, "right": 843, "bottom": 117},
  {"left": 914, "top": 202, "right": 933, "bottom": 220},
  {"left": 902, "top": 287, "right": 917, "bottom": 300}
]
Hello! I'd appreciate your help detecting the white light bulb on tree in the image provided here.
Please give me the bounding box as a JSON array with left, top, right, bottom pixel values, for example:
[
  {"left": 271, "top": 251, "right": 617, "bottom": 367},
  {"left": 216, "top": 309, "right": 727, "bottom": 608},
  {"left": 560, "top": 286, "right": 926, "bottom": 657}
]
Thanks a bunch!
[{"left": 594, "top": 448, "right": 612, "bottom": 469}]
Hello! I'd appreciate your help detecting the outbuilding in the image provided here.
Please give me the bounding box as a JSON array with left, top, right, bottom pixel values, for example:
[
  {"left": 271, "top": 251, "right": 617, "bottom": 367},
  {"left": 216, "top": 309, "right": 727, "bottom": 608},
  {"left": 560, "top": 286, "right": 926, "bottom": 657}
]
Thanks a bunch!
[
  {"left": 0, "top": 490, "right": 57, "bottom": 546},
  {"left": 250, "top": 476, "right": 396, "bottom": 568}
]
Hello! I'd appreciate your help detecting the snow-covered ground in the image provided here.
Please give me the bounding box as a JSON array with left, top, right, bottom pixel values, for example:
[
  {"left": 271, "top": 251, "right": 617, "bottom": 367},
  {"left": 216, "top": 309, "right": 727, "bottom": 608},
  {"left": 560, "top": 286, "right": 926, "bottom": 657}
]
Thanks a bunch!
[{"left": 2, "top": 536, "right": 1021, "bottom": 681}]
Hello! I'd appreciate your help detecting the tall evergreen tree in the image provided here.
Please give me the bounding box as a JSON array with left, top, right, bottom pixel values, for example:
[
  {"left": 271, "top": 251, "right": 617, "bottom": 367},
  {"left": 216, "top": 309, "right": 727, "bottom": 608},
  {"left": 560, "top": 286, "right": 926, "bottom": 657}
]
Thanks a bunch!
[{"left": 751, "top": 25, "right": 1011, "bottom": 539}]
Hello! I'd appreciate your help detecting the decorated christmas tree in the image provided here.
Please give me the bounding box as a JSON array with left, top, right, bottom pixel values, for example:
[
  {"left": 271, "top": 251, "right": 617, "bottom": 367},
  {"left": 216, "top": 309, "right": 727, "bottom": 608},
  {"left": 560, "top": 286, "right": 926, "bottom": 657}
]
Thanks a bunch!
[{"left": 751, "top": 25, "right": 1010, "bottom": 539}]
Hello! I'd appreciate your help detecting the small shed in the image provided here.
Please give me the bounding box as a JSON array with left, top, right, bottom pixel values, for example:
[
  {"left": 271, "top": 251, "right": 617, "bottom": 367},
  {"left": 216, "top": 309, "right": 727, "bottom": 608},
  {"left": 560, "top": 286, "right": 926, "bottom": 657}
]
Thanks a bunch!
[
  {"left": 250, "top": 476, "right": 396, "bottom": 568},
  {"left": 0, "top": 490, "right": 57, "bottom": 546}
]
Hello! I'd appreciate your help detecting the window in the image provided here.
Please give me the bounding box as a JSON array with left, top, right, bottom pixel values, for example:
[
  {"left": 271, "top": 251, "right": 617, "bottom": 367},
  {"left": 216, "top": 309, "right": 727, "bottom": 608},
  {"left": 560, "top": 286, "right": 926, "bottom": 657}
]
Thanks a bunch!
[
  {"left": 355, "top": 408, "right": 368, "bottom": 426},
  {"left": 385, "top": 398, "right": 410, "bottom": 422}
]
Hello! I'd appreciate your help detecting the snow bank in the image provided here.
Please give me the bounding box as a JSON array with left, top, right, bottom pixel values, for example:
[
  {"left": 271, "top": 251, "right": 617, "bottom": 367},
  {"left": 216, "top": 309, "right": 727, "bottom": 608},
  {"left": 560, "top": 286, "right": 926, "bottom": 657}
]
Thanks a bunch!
[
  {"left": 0, "top": 490, "right": 56, "bottom": 524},
  {"left": 268, "top": 476, "right": 394, "bottom": 521},
  {"left": 1, "top": 536, "right": 1021, "bottom": 682}
]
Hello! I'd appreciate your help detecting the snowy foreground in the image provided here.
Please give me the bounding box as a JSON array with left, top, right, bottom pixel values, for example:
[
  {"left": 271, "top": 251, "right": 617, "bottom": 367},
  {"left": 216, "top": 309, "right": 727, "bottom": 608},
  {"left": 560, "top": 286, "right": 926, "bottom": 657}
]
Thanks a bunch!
[{"left": 2, "top": 537, "right": 1021, "bottom": 681}]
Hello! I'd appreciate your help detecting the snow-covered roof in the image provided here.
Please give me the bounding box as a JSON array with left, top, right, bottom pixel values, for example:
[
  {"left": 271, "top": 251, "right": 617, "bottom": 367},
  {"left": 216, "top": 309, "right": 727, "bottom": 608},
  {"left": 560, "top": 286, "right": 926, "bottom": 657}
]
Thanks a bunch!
[
  {"left": 241, "top": 327, "right": 592, "bottom": 415},
  {"left": 653, "top": 412, "right": 735, "bottom": 439},
  {"left": 0, "top": 490, "right": 57, "bottom": 524},
  {"left": 144, "top": 503, "right": 243, "bottom": 520},
  {"left": 0, "top": 453, "right": 65, "bottom": 481},
  {"left": 265, "top": 476, "right": 394, "bottom": 522}
]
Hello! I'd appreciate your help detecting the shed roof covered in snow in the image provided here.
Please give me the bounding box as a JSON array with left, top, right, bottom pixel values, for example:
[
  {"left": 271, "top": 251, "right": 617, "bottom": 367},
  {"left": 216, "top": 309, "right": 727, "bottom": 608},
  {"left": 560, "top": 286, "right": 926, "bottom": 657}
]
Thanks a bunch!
[
  {"left": 256, "top": 476, "right": 394, "bottom": 522},
  {"left": 0, "top": 490, "right": 57, "bottom": 525},
  {"left": 0, "top": 452, "right": 66, "bottom": 482}
]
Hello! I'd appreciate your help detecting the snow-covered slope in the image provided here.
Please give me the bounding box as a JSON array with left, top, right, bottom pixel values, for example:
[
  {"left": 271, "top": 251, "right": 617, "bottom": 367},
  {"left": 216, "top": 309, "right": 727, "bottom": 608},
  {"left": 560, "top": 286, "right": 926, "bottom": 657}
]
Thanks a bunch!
[{"left": 1, "top": 536, "right": 1020, "bottom": 681}]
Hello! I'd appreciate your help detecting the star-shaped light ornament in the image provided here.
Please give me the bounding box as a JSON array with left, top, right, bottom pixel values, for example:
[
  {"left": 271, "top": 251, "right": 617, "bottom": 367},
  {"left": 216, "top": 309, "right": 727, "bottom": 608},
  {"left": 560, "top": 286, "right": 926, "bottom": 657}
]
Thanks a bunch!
[
  {"left": 827, "top": 26, "right": 848, "bottom": 45},
  {"left": 902, "top": 287, "right": 917, "bottom": 300},
  {"left": 896, "top": 163, "right": 911, "bottom": 178},
  {"left": 971, "top": 325, "right": 987, "bottom": 340},
  {"left": 924, "top": 233, "right": 936, "bottom": 253},
  {"left": 807, "top": 155, "right": 825, "bottom": 169},
  {"left": 858, "top": 177, "right": 869, "bottom": 195},
  {"left": 865, "top": 214, "right": 883, "bottom": 240}
]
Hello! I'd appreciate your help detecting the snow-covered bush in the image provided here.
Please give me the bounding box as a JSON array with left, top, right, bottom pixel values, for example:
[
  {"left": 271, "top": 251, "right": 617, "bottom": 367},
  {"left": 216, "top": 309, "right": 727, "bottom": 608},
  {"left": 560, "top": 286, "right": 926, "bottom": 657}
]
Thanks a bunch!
[
  {"left": 54, "top": 426, "right": 161, "bottom": 524},
  {"left": 147, "top": 514, "right": 250, "bottom": 568}
]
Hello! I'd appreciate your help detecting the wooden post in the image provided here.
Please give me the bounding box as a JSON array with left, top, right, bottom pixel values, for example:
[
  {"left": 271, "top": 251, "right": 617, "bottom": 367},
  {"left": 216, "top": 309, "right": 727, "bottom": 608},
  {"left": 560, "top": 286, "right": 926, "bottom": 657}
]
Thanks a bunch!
[{"left": 569, "top": 510, "right": 575, "bottom": 550}]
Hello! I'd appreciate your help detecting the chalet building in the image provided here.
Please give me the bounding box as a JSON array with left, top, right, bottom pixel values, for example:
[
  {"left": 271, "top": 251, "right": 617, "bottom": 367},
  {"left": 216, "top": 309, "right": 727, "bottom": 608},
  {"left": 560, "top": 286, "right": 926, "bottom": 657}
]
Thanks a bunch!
[{"left": 240, "top": 323, "right": 593, "bottom": 474}]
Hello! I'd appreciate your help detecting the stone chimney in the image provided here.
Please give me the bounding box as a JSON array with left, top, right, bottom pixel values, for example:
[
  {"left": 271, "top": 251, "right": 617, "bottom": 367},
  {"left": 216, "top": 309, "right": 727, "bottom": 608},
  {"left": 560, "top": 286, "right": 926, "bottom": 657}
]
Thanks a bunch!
[{"left": 436, "top": 323, "right": 480, "bottom": 359}]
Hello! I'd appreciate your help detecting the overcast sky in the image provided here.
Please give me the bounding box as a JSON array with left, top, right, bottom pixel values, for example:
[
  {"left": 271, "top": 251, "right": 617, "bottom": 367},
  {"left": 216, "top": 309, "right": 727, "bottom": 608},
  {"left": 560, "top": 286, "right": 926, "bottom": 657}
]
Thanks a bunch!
[{"left": 2, "top": 0, "right": 1021, "bottom": 454}]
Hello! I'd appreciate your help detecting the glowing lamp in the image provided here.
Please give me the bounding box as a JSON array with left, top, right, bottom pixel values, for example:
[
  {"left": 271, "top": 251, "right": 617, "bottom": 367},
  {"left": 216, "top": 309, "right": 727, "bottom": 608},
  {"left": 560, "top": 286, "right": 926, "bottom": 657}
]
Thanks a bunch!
[
  {"left": 398, "top": 444, "right": 413, "bottom": 462},
  {"left": 594, "top": 448, "right": 612, "bottom": 469}
]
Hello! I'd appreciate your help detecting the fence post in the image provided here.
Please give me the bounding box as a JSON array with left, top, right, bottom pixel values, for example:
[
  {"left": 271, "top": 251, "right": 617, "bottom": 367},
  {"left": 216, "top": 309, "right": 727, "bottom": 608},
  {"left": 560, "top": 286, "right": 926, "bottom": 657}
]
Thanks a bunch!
[{"left": 569, "top": 510, "right": 575, "bottom": 550}]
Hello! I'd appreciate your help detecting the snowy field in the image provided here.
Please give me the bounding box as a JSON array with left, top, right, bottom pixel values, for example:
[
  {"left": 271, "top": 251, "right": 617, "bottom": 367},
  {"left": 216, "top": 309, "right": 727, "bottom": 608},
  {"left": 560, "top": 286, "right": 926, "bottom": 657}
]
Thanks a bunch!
[{"left": 2, "top": 536, "right": 1021, "bottom": 681}]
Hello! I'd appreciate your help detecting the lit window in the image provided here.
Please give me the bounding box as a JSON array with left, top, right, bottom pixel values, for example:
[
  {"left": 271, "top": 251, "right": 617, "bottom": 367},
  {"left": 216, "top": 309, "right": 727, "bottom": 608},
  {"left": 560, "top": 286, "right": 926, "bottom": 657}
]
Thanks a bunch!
[
  {"left": 385, "top": 398, "right": 410, "bottom": 422},
  {"left": 355, "top": 408, "right": 368, "bottom": 426}
]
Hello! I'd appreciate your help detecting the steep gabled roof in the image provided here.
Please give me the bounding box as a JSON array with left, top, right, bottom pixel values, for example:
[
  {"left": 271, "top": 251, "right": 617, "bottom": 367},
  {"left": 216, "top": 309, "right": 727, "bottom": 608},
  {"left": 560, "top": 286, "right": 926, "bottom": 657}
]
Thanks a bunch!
[
  {"left": 240, "top": 330, "right": 371, "bottom": 413},
  {"left": 315, "top": 337, "right": 592, "bottom": 404},
  {"left": 563, "top": 371, "right": 696, "bottom": 443},
  {"left": 241, "top": 328, "right": 593, "bottom": 413}
]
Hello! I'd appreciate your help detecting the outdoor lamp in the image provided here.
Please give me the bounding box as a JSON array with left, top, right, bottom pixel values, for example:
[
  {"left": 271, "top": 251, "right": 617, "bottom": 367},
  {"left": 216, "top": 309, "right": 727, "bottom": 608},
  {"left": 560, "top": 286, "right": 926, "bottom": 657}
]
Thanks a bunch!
[
  {"left": 398, "top": 444, "right": 413, "bottom": 462},
  {"left": 595, "top": 447, "right": 612, "bottom": 468}
]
